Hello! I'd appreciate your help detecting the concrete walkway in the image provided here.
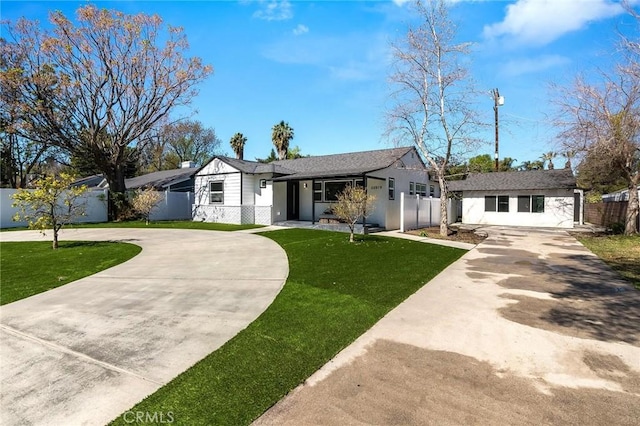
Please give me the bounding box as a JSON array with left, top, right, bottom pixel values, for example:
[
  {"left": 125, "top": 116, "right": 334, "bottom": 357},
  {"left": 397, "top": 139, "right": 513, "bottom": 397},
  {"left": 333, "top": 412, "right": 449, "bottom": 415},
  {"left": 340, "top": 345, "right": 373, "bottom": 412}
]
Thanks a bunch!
[
  {"left": 0, "top": 228, "right": 288, "bottom": 426},
  {"left": 255, "top": 226, "right": 640, "bottom": 425}
]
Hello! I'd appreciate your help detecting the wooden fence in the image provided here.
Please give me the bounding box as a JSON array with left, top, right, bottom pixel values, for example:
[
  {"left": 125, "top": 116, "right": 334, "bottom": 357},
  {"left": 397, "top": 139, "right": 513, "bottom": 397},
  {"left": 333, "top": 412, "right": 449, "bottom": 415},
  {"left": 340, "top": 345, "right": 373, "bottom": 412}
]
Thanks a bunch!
[{"left": 585, "top": 201, "right": 639, "bottom": 231}]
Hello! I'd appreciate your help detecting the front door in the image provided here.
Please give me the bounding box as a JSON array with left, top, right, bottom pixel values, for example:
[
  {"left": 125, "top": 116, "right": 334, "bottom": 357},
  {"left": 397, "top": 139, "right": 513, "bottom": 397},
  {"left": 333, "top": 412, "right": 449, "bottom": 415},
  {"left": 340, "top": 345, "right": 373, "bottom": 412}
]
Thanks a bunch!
[
  {"left": 574, "top": 192, "right": 581, "bottom": 222},
  {"left": 287, "top": 181, "right": 299, "bottom": 220}
]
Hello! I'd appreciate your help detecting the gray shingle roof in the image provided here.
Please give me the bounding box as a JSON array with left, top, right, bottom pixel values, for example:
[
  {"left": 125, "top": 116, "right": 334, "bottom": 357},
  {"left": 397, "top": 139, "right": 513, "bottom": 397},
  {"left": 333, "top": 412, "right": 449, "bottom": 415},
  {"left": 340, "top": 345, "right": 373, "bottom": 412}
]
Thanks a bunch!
[
  {"left": 126, "top": 167, "right": 196, "bottom": 190},
  {"left": 216, "top": 156, "right": 295, "bottom": 175},
  {"left": 271, "top": 146, "right": 417, "bottom": 180},
  {"left": 447, "top": 169, "right": 577, "bottom": 192},
  {"left": 204, "top": 147, "right": 419, "bottom": 181}
]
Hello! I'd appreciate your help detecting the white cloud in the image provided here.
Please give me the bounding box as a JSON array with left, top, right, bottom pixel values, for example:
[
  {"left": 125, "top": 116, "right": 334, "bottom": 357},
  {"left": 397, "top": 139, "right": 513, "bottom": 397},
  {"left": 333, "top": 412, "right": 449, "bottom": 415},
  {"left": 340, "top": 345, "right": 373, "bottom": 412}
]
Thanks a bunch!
[
  {"left": 483, "top": 0, "right": 623, "bottom": 46},
  {"left": 502, "top": 54, "right": 570, "bottom": 76},
  {"left": 293, "top": 24, "right": 309, "bottom": 36},
  {"left": 253, "top": 0, "right": 293, "bottom": 21}
]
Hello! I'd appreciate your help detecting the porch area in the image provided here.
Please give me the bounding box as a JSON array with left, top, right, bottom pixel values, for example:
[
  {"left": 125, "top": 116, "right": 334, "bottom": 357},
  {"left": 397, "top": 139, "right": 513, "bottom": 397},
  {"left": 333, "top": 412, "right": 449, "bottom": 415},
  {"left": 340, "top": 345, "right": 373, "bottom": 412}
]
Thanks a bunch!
[{"left": 273, "top": 220, "right": 384, "bottom": 234}]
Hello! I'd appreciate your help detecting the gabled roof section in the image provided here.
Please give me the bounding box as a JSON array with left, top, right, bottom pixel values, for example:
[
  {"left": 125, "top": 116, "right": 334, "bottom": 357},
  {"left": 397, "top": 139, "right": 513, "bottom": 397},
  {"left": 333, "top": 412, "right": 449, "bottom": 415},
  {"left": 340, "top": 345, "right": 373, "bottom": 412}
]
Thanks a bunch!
[
  {"left": 271, "top": 146, "right": 419, "bottom": 181},
  {"left": 447, "top": 169, "right": 577, "bottom": 192},
  {"left": 214, "top": 156, "right": 295, "bottom": 175},
  {"left": 126, "top": 167, "right": 197, "bottom": 190}
]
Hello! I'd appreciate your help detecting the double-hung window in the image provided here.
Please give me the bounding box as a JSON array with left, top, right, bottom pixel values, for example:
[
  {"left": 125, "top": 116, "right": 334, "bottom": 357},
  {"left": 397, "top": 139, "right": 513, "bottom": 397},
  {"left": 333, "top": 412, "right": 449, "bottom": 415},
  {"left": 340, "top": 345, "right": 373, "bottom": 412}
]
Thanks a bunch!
[
  {"left": 485, "top": 195, "right": 509, "bottom": 212},
  {"left": 209, "top": 181, "right": 224, "bottom": 204},
  {"left": 388, "top": 178, "right": 395, "bottom": 200},
  {"left": 518, "top": 195, "right": 544, "bottom": 213}
]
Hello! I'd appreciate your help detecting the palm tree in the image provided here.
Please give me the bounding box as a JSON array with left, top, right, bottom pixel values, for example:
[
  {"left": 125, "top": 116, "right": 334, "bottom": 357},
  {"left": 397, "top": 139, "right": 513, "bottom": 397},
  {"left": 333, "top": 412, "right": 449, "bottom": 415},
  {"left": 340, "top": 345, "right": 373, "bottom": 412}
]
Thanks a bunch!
[
  {"left": 230, "top": 132, "right": 247, "bottom": 160},
  {"left": 271, "top": 121, "right": 294, "bottom": 160},
  {"left": 541, "top": 151, "right": 556, "bottom": 170},
  {"left": 563, "top": 150, "right": 576, "bottom": 169}
]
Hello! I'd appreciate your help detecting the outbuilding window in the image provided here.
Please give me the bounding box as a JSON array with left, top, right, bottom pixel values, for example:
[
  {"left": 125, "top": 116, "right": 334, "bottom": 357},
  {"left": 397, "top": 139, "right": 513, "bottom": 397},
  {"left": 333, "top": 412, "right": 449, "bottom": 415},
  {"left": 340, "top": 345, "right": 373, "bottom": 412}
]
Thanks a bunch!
[
  {"left": 389, "top": 178, "right": 395, "bottom": 200},
  {"left": 209, "top": 181, "right": 224, "bottom": 204},
  {"left": 518, "top": 195, "right": 545, "bottom": 213},
  {"left": 485, "top": 195, "right": 509, "bottom": 212},
  {"left": 498, "top": 195, "right": 509, "bottom": 212}
]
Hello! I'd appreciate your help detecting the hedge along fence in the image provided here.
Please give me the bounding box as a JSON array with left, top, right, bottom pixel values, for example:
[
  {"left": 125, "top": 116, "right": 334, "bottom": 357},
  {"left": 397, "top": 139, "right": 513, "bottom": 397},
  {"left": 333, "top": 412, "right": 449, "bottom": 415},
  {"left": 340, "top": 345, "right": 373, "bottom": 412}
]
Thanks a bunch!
[
  {"left": 0, "top": 188, "right": 194, "bottom": 228},
  {"left": 585, "top": 201, "right": 639, "bottom": 231}
]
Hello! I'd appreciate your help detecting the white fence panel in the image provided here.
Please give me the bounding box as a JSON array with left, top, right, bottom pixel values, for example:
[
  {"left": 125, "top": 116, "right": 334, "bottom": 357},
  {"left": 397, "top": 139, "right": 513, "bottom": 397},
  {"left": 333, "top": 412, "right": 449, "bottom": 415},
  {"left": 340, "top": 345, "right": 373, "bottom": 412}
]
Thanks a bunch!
[
  {"left": 0, "top": 188, "right": 108, "bottom": 228},
  {"left": 150, "top": 191, "right": 193, "bottom": 221},
  {"left": 399, "top": 193, "right": 441, "bottom": 232}
]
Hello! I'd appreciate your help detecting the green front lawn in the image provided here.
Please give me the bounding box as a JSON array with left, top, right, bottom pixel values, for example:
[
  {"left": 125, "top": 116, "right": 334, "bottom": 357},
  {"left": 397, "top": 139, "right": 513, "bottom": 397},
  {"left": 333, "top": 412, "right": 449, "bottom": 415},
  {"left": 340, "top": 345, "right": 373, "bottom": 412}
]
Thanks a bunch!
[
  {"left": 0, "top": 241, "right": 141, "bottom": 305},
  {"left": 577, "top": 234, "right": 640, "bottom": 289},
  {"left": 110, "top": 229, "right": 465, "bottom": 425}
]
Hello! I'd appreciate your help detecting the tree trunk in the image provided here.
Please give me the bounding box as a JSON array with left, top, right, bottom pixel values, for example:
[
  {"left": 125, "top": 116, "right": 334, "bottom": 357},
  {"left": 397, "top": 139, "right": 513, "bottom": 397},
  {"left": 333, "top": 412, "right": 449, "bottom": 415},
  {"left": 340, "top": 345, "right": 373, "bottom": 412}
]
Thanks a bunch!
[
  {"left": 105, "top": 166, "right": 128, "bottom": 221},
  {"left": 52, "top": 223, "right": 59, "bottom": 250},
  {"left": 438, "top": 174, "right": 448, "bottom": 237},
  {"left": 625, "top": 178, "right": 639, "bottom": 235}
]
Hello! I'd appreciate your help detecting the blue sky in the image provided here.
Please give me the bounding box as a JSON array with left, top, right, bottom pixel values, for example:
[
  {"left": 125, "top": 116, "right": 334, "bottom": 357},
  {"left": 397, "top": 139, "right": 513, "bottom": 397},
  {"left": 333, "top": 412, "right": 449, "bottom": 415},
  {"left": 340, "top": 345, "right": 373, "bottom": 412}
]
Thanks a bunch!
[{"left": 2, "top": 0, "right": 637, "bottom": 166}]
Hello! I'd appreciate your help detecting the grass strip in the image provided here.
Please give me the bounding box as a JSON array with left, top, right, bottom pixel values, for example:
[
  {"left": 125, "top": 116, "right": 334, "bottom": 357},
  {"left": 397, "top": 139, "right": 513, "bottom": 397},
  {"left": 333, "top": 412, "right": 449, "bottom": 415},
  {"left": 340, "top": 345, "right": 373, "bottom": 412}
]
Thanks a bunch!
[
  {"left": 110, "top": 229, "right": 465, "bottom": 425},
  {"left": 577, "top": 234, "right": 640, "bottom": 289},
  {"left": 0, "top": 241, "right": 141, "bottom": 305}
]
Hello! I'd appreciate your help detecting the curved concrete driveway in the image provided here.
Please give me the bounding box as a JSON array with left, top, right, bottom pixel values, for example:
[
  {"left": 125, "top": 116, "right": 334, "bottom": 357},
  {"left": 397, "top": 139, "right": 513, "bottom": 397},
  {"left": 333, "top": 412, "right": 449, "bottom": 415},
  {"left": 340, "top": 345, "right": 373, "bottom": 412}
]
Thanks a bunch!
[{"left": 0, "top": 228, "right": 288, "bottom": 426}]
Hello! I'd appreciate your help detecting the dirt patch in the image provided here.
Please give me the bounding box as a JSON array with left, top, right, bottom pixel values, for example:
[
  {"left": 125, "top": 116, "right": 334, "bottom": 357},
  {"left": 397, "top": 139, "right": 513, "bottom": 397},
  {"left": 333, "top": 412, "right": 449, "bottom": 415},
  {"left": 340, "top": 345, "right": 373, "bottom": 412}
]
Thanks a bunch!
[
  {"left": 406, "top": 227, "right": 487, "bottom": 245},
  {"left": 492, "top": 251, "right": 640, "bottom": 343},
  {"left": 256, "top": 340, "right": 640, "bottom": 426}
]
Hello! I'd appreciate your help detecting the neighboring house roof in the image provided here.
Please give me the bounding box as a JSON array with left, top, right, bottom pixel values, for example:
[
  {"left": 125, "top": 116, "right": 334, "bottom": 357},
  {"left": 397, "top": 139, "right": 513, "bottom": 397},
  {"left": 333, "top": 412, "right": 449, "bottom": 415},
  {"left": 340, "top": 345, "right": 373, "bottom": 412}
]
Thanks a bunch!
[
  {"left": 71, "top": 174, "right": 108, "bottom": 189},
  {"left": 125, "top": 167, "right": 197, "bottom": 190},
  {"left": 602, "top": 185, "right": 640, "bottom": 202},
  {"left": 447, "top": 169, "right": 577, "bottom": 192},
  {"left": 271, "top": 146, "right": 419, "bottom": 181}
]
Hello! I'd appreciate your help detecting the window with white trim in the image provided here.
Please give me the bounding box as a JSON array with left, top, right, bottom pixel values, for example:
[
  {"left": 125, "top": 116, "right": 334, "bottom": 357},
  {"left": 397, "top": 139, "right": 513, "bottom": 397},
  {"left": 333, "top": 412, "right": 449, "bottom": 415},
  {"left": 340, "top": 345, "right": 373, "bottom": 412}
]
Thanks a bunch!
[
  {"left": 485, "top": 195, "right": 509, "bottom": 212},
  {"left": 389, "top": 178, "right": 395, "bottom": 200},
  {"left": 518, "top": 195, "right": 544, "bottom": 213},
  {"left": 209, "top": 181, "right": 224, "bottom": 204}
]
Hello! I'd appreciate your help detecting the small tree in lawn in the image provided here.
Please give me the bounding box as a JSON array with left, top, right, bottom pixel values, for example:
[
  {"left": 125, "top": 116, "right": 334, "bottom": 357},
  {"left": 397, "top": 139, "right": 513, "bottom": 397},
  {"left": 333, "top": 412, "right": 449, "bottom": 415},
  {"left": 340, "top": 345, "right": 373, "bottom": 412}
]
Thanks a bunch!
[
  {"left": 12, "top": 173, "right": 88, "bottom": 249},
  {"left": 131, "top": 187, "right": 163, "bottom": 225},
  {"left": 332, "top": 185, "right": 376, "bottom": 243}
]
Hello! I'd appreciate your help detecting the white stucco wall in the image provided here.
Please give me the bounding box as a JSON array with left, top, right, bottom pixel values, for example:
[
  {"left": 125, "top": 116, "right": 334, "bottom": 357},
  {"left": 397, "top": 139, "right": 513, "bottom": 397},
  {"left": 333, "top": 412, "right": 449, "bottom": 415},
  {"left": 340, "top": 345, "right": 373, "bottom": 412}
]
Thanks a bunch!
[
  {"left": 368, "top": 150, "right": 438, "bottom": 230},
  {"left": 194, "top": 158, "right": 242, "bottom": 206},
  {"left": 460, "top": 189, "right": 575, "bottom": 228},
  {"left": 299, "top": 180, "right": 313, "bottom": 221},
  {"left": 272, "top": 181, "right": 287, "bottom": 223},
  {"left": 255, "top": 175, "right": 273, "bottom": 207}
]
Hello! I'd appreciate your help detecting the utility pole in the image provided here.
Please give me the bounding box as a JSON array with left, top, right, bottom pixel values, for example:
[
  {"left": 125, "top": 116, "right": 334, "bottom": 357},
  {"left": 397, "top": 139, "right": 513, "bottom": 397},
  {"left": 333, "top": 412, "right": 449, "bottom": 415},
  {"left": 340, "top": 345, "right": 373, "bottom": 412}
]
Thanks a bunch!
[{"left": 492, "top": 88, "right": 504, "bottom": 172}]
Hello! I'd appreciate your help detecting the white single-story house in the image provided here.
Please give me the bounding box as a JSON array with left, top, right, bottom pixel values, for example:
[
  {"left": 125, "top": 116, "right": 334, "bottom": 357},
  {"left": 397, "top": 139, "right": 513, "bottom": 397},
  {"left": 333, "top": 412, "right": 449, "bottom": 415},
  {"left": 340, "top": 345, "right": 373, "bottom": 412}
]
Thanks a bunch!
[
  {"left": 447, "top": 169, "right": 582, "bottom": 229},
  {"left": 193, "top": 146, "right": 438, "bottom": 230}
]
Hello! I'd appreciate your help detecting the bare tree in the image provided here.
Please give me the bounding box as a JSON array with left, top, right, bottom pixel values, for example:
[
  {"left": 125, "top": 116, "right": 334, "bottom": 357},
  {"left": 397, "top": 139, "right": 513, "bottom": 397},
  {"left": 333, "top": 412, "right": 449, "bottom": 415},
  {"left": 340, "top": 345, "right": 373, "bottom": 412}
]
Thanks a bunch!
[
  {"left": 0, "top": 37, "right": 56, "bottom": 187},
  {"left": 1, "top": 5, "right": 212, "bottom": 218},
  {"left": 332, "top": 185, "right": 376, "bottom": 243},
  {"left": 385, "top": 0, "right": 482, "bottom": 236},
  {"left": 554, "top": 2, "right": 639, "bottom": 235},
  {"left": 555, "top": 72, "right": 639, "bottom": 234}
]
